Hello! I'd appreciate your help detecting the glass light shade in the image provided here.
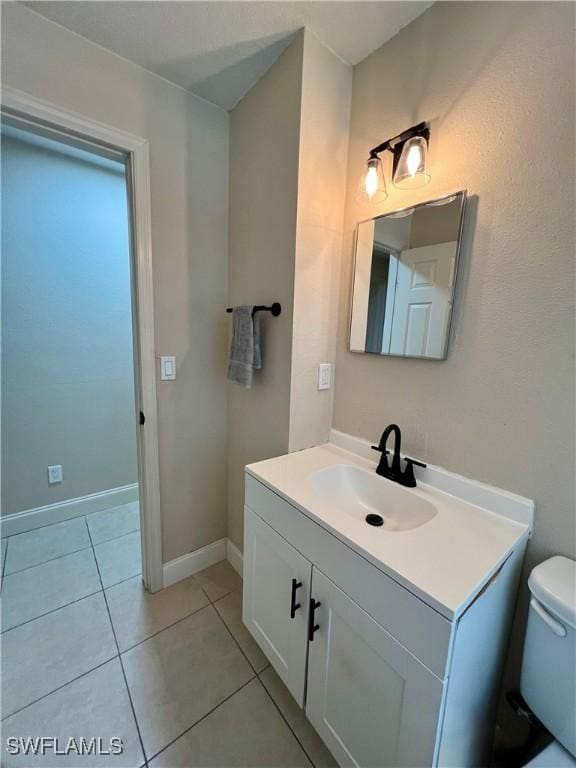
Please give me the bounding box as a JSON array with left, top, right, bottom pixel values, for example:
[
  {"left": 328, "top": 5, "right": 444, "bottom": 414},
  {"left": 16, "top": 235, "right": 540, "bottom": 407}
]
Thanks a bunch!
[
  {"left": 393, "top": 135, "right": 431, "bottom": 189},
  {"left": 426, "top": 194, "right": 457, "bottom": 207},
  {"left": 359, "top": 156, "right": 387, "bottom": 203},
  {"left": 387, "top": 207, "right": 414, "bottom": 219}
]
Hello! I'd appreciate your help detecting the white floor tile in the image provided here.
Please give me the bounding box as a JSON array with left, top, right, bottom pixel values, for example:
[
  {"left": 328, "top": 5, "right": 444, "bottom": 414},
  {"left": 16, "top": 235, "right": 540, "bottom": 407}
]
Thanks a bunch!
[
  {"left": 106, "top": 574, "right": 209, "bottom": 652},
  {"left": 4, "top": 518, "right": 90, "bottom": 575},
  {"left": 260, "top": 666, "right": 338, "bottom": 767},
  {"left": 0, "top": 517, "right": 314, "bottom": 768},
  {"left": 214, "top": 590, "right": 268, "bottom": 672},
  {"left": 149, "top": 678, "right": 311, "bottom": 767},
  {"left": 1, "top": 659, "right": 145, "bottom": 767},
  {"left": 1, "top": 548, "right": 101, "bottom": 631},
  {"left": 87, "top": 503, "right": 140, "bottom": 546},
  {"left": 94, "top": 532, "right": 141, "bottom": 588},
  {"left": 122, "top": 604, "right": 253, "bottom": 758},
  {"left": 193, "top": 560, "right": 242, "bottom": 602},
  {"left": 1, "top": 592, "right": 117, "bottom": 717}
]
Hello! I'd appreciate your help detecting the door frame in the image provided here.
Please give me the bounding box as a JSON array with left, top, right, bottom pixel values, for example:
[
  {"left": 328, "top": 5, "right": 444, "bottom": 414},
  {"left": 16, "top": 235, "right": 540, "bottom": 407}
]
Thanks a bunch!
[{"left": 1, "top": 86, "right": 163, "bottom": 592}]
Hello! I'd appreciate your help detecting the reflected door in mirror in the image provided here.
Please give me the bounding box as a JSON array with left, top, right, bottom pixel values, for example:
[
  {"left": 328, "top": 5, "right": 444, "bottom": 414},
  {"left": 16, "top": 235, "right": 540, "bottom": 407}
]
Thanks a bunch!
[{"left": 349, "top": 192, "right": 466, "bottom": 360}]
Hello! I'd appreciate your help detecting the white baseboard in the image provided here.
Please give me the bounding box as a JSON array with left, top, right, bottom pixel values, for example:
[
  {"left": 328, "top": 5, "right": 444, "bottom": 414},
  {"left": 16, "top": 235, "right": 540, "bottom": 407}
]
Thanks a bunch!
[
  {"left": 162, "top": 537, "right": 243, "bottom": 589},
  {"left": 226, "top": 538, "right": 243, "bottom": 577},
  {"left": 163, "top": 538, "right": 227, "bottom": 588},
  {"left": 1, "top": 483, "right": 139, "bottom": 538}
]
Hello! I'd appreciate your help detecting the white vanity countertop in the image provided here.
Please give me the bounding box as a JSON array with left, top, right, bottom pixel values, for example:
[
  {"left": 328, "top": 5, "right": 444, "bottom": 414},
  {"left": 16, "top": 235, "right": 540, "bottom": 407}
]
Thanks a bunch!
[{"left": 246, "top": 441, "right": 533, "bottom": 620}]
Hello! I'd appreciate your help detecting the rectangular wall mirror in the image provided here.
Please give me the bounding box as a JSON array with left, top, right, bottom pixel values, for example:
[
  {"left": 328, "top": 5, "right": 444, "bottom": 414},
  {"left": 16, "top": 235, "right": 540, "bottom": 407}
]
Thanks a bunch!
[{"left": 349, "top": 191, "right": 466, "bottom": 360}]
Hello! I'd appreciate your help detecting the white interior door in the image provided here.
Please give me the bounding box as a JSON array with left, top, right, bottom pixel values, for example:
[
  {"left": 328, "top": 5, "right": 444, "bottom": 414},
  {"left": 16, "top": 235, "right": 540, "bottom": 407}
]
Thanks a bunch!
[
  {"left": 389, "top": 241, "right": 457, "bottom": 358},
  {"left": 243, "top": 507, "right": 312, "bottom": 706},
  {"left": 306, "top": 568, "right": 444, "bottom": 768}
]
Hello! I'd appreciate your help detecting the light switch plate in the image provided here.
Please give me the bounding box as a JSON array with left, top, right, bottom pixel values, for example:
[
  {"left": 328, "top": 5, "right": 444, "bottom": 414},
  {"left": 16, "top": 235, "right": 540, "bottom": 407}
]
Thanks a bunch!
[
  {"left": 48, "top": 465, "right": 63, "bottom": 484},
  {"left": 318, "top": 363, "right": 332, "bottom": 391},
  {"left": 160, "top": 356, "right": 176, "bottom": 381}
]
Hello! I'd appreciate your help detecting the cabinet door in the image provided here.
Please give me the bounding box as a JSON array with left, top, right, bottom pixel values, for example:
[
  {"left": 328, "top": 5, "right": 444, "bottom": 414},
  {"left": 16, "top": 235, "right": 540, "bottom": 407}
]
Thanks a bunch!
[
  {"left": 243, "top": 507, "right": 312, "bottom": 706},
  {"left": 306, "top": 568, "right": 444, "bottom": 768}
]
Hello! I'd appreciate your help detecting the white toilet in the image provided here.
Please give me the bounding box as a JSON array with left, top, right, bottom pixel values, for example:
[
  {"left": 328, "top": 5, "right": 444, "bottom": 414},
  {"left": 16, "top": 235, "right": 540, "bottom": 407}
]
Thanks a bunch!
[{"left": 521, "top": 556, "right": 576, "bottom": 767}]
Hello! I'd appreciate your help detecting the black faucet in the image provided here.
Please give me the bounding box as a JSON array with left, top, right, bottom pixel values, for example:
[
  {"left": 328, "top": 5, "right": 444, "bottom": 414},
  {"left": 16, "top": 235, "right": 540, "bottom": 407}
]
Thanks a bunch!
[{"left": 371, "top": 424, "right": 427, "bottom": 488}]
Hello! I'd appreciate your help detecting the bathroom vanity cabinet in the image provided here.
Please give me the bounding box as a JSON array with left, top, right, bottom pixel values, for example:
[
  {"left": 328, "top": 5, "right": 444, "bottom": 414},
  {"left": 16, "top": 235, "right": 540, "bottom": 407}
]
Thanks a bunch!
[{"left": 242, "top": 442, "right": 533, "bottom": 768}]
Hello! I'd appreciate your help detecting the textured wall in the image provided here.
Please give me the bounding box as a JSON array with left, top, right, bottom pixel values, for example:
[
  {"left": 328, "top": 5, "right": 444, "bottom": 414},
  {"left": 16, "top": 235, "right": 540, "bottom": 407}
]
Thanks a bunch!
[
  {"left": 227, "top": 34, "right": 303, "bottom": 549},
  {"left": 227, "top": 31, "right": 352, "bottom": 548},
  {"left": 289, "top": 31, "right": 352, "bottom": 452},
  {"left": 2, "top": 130, "right": 137, "bottom": 515},
  {"left": 334, "top": 0, "right": 575, "bottom": 738},
  {"left": 1, "top": 3, "right": 230, "bottom": 562}
]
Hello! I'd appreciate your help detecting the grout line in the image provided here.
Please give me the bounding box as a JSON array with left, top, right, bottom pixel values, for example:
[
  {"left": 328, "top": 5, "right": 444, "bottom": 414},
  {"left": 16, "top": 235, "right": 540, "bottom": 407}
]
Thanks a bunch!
[
  {"left": 100, "top": 570, "right": 144, "bottom": 592},
  {"left": 89, "top": 525, "right": 140, "bottom": 548},
  {"left": 1, "top": 508, "right": 123, "bottom": 722},
  {"left": 0, "top": 514, "right": 90, "bottom": 539},
  {"left": 118, "top": 600, "right": 213, "bottom": 655},
  {"left": 1, "top": 537, "right": 9, "bottom": 594},
  {"left": 2, "top": 504, "right": 140, "bottom": 573},
  {"left": 3, "top": 543, "right": 94, "bottom": 578},
  {"left": 220, "top": 577, "right": 317, "bottom": 768},
  {"left": 92, "top": 527, "right": 142, "bottom": 549},
  {"left": 1, "top": 586, "right": 104, "bottom": 635},
  {"left": 1, "top": 655, "right": 118, "bottom": 722},
  {"left": 257, "top": 674, "right": 317, "bottom": 768},
  {"left": 211, "top": 591, "right": 265, "bottom": 676},
  {"left": 1, "top": 522, "right": 245, "bottom": 757},
  {"left": 209, "top": 590, "right": 313, "bottom": 759},
  {"left": 145, "top": 674, "right": 258, "bottom": 765},
  {"left": 86, "top": 516, "right": 149, "bottom": 765},
  {"left": 1, "top": 514, "right": 145, "bottom": 725},
  {"left": 204, "top": 586, "right": 235, "bottom": 605},
  {"left": 110, "top": 625, "right": 149, "bottom": 765},
  {"left": 0, "top": 499, "right": 138, "bottom": 541}
]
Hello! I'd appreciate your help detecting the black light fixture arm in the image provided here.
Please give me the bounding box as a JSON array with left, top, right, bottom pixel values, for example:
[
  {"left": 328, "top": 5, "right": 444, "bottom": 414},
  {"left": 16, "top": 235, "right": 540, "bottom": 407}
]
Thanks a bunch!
[{"left": 368, "top": 121, "right": 430, "bottom": 159}]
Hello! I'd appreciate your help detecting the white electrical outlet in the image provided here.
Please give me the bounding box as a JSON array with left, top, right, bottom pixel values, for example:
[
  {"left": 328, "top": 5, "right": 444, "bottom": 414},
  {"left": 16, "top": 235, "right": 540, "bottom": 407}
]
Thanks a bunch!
[
  {"left": 48, "top": 465, "right": 63, "bottom": 484},
  {"left": 318, "top": 363, "right": 332, "bottom": 391}
]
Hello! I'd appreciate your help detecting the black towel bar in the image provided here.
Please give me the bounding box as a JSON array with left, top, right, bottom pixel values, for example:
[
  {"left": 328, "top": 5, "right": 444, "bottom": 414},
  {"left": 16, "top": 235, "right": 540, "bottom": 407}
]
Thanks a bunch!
[{"left": 226, "top": 302, "right": 281, "bottom": 317}]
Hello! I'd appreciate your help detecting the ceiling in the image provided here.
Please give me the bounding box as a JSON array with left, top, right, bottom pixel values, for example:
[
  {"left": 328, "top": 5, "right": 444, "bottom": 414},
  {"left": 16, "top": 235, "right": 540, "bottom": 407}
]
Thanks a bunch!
[{"left": 23, "top": 1, "right": 432, "bottom": 110}]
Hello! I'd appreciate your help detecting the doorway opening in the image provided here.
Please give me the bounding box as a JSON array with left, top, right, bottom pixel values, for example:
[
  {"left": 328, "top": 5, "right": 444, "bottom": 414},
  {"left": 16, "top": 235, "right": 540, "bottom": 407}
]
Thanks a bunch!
[
  {"left": 0, "top": 90, "right": 162, "bottom": 593},
  {"left": 1, "top": 118, "right": 144, "bottom": 591}
]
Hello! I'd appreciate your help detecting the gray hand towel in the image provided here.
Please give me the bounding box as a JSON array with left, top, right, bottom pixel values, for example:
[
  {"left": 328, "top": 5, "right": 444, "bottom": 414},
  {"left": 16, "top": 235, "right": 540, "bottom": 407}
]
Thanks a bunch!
[{"left": 227, "top": 306, "right": 262, "bottom": 388}]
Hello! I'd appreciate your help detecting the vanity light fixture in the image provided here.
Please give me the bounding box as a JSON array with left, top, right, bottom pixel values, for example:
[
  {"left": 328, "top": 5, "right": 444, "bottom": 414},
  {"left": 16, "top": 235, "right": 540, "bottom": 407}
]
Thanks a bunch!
[
  {"left": 361, "top": 154, "right": 387, "bottom": 203},
  {"left": 361, "top": 121, "right": 431, "bottom": 201}
]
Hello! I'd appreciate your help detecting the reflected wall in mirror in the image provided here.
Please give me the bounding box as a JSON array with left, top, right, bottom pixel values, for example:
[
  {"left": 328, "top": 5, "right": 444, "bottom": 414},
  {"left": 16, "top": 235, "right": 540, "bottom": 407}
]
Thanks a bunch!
[{"left": 349, "top": 191, "right": 466, "bottom": 360}]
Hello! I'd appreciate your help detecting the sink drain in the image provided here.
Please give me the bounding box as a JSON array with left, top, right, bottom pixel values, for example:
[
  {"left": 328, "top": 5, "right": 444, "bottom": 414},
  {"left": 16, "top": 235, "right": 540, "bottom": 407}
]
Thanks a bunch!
[{"left": 365, "top": 513, "right": 384, "bottom": 527}]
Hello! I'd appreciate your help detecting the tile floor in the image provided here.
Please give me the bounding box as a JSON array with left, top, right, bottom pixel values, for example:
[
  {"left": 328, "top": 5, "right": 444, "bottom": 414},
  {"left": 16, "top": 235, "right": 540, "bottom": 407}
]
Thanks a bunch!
[{"left": 1, "top": 507, "right": 336, "bottom": 767}]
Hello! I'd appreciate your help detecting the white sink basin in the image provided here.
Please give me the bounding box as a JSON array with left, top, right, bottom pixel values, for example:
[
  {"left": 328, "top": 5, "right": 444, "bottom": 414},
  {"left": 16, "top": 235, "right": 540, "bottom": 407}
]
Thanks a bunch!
[{"left": 309, "top": 464, "right": 438, "bottom": 531}]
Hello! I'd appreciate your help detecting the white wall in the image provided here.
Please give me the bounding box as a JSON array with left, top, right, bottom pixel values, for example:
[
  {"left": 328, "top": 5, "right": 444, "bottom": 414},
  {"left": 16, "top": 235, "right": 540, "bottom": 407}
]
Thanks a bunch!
[
  {"left": 334, "top": 0, "right": 575, "bottom": 738},
  {"left": 1, "top": 129, "right": 137, "bottom": 515},
  {"left": 1, "top": 3, "right": 230, "bottom": 561},
  {"left": 227, "top": 34, "right": 303, "bottom": 550},
  {"left": 289, "top": 31, "right": 352, "bottom": 452},
  {"left": 227, "top": 31, "right": 351, "bottom": 549}
]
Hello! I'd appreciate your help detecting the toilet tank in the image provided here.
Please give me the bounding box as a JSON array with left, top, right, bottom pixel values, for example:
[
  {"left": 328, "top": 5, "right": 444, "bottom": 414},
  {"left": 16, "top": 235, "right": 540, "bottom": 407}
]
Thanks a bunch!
[{"left": 521, "top": 556, "right": 576, "bottom": 757}]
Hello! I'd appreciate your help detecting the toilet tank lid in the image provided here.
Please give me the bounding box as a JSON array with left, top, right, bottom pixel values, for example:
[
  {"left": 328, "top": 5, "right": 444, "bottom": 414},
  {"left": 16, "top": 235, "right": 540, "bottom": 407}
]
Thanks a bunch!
[{"left": 529, "top": 556, "right": 576, "bottom": 629}]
